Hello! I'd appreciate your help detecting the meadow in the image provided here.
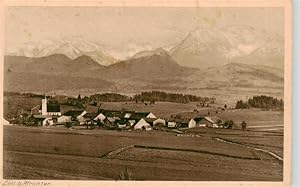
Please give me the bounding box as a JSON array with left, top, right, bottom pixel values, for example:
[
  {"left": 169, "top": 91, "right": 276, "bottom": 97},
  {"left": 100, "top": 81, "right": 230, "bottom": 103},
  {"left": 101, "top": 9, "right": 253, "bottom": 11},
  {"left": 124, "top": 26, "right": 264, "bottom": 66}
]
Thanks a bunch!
[{"left": 3, "top": 125, "right": 283, "bottom": 181}]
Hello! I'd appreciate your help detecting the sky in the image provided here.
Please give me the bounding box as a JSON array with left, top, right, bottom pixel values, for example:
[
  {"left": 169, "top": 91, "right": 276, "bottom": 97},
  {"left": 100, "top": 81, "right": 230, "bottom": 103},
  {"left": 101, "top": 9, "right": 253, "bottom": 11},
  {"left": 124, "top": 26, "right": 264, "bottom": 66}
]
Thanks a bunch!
[{"left": 4, "top": 7, "right": 284, "bottom": 58}]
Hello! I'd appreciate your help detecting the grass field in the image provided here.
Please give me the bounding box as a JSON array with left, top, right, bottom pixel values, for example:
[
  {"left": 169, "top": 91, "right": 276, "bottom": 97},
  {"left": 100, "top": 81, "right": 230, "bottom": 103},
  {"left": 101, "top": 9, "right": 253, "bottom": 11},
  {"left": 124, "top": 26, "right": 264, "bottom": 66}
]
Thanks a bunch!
[{"left": 3, "top": 125, "right": 283, "bottom": 181}]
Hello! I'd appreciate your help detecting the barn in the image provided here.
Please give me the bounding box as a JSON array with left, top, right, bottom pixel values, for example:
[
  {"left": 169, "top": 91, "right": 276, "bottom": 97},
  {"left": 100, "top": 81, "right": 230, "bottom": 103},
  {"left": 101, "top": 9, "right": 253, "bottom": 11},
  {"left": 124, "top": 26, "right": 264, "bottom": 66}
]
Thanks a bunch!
[
  {"left": 134, "top": 118, "right": 152, "bottom": 130},
  {"left": 189, "top": 117, "right": 217, "bottom": 128}
]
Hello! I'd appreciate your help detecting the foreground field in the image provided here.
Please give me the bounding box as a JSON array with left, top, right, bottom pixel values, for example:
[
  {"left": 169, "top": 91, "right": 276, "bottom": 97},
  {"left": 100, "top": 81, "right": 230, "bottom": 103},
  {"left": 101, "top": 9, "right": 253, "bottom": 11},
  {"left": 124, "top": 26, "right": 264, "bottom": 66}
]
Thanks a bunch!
[{"left": 3, "top": 126, "right": 283, "bottom": 180}]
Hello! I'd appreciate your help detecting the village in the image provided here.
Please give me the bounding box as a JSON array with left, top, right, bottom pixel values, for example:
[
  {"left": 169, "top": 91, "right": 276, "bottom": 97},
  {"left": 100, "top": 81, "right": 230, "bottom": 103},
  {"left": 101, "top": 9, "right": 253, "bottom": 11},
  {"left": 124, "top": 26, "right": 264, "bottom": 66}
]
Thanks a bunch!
[{"left": 16, "top": 96, "right": 232, "bottom": 131}]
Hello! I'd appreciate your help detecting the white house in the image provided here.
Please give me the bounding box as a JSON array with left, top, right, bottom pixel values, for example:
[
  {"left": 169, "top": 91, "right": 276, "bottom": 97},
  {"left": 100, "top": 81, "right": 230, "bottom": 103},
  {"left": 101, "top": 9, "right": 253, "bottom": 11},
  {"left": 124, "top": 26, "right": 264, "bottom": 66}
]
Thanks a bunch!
[
  {"left": 167, "top": 122, "right": 177, "bottom": 128},
  {"left": 57, "top": 115, "right": 72, "bottom": 123},
  {"left": 188, "top": 119, "right": 196, "bottom": 128},
  {"left": 134, "top": 118, "right": 152, "bottom": 130},
  {"left": 146, "top": 112, "right": 156, "bottom": 118},
  {"left": 128, "top": 119, "right": 136, "bottom": 126},
  {"left": 42, "top": 117, "right": 54, "bottom": 126},
  {"left": 153, "top": 118, "right": 166, "bottom": 126},
  {"left": 94, "top": 113, "right": 106, "bottom": 122}
]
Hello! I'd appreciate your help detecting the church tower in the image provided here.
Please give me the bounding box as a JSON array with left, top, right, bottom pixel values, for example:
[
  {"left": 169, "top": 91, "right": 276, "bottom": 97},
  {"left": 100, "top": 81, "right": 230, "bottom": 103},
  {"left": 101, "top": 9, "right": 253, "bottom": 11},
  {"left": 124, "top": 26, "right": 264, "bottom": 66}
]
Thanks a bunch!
[{"left": 42, "top": 96, "right": 47, "bottom": 115}]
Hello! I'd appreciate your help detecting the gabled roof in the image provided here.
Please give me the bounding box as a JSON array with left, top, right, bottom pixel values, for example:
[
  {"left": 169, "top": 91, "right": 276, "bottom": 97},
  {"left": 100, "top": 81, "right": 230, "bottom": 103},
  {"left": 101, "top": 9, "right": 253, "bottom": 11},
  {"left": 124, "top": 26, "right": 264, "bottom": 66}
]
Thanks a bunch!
[{"left": 204, "top": 116, "right": 216, "bottom": 124}]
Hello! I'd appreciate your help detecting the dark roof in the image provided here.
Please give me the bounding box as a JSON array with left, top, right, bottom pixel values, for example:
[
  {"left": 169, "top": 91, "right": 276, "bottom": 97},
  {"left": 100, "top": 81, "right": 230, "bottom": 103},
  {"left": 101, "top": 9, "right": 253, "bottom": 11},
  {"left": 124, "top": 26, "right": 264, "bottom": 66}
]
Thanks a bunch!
[
  {"left": 83, "top": 112, "right": 98, "bottom": 119},
  {"left": 64, "top": 110, "right": 84, "bottom": 117},
  {"left": 144, "top": 118, "right": 157, "bottom": 124},
  {"left": 99, "top": 110, "right": 123, "bottom": 118},
  {"left": 47, "top": 103, "right": 60, "bottom": 112},
  {"left": 129, "top": 112, "right": 150, "bottom": 120},
  {"left": 174, "top": 118, "right": 190, "bottom": 124},
  {"left": 194, "top": 117, "right": 204, "bottom": 123}
]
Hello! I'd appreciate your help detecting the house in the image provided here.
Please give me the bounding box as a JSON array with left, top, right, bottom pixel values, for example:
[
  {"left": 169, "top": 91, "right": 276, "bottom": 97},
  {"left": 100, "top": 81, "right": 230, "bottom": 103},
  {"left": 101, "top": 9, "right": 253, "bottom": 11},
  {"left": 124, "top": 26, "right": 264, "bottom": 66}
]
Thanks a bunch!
[
  {"left": 103, "top": 117, "right": 118, "bottom": 129},
  {"left": 153, "top": 118, "right": 166, "bottom": 127},
  {"left": 42, "top": 117, "right": 55, "bottom": 126},
  {"left": 167, "top": 121, "right": 177, "bottom": 128},
  {"left": 57, "top": 115, "right": 72, "bottom": 123},
  {"left": 94, "top": 113, "right": 106, "bottom": 122},
  {"left": 188, "top": 119, "right": 196, "bottom": 128},
  {"left": 203, "top": 117, "right": 218, "bottom": 128},
  {"left": 76, "top": 111, "right": 87, "bottom": 125},
  {"left": 188, "top": 117, "right": 217, "bottom": 128},
  {"left": 134, "top": 118, "right": 152, "bottom": 130},
  {"left": 39, "top": 97, "right": 61, "bottom": 116}
]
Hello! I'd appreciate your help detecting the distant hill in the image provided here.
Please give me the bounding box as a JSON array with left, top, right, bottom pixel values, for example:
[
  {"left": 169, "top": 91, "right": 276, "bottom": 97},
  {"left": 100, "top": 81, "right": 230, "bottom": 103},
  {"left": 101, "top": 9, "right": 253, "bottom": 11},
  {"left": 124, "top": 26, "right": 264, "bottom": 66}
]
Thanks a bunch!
[
  {"left": 186, "top": 63, "right": 284, "bottom": 89},
  {"left": 4, "top": 52, "right": 194, "bottom": 93},
  {"left": 5, "top": 54, "right": 104, "bottom": 77},
  {"left": 104, "top": 49, "right": 196, "bottom": 79},
  {"left": 4, "top": 51, "right": 283, "bottom": 97}
]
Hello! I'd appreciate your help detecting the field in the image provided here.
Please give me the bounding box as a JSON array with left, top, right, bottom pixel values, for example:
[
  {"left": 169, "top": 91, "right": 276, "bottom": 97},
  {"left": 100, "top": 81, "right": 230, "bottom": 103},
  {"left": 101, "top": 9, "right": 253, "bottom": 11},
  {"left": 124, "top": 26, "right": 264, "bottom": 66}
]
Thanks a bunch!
[{"left": 3, "top": 124, "right": 283, "bottom": 181}]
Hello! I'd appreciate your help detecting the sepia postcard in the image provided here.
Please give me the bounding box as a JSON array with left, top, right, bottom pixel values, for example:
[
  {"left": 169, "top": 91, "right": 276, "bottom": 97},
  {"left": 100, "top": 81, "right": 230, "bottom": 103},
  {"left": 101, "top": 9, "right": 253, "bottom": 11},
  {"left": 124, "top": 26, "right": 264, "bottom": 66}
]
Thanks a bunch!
[{"left": 0, "top": 0, "right": 292, "bottom": 187}]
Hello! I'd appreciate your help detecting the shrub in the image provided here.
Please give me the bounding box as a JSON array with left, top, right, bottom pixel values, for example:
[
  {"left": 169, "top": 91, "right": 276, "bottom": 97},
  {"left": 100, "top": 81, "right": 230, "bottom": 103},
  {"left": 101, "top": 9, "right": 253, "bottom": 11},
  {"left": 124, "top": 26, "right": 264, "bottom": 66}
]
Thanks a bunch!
[{"left": 119, "top": 167, "right": 134, "bottom": 180}]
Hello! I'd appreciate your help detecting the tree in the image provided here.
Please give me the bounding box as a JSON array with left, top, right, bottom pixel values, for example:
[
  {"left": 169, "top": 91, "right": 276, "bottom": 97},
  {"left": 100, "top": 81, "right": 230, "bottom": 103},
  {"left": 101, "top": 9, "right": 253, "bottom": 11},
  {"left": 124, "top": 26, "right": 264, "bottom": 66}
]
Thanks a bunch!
[
  {"left": 224, "top": 104, "right": 227, "bottom": 109},
  {"left": 235, "top": 100, "right": 248, "bottom": 109},
  {"left": 77, "top": 94, "right": 82, "bottom": 101},
  {"left": 223, "top": 120, "right": 234, "bottom": 129},
  {"left": 241, "top": 121, "right": 247, "bottom": 130}
]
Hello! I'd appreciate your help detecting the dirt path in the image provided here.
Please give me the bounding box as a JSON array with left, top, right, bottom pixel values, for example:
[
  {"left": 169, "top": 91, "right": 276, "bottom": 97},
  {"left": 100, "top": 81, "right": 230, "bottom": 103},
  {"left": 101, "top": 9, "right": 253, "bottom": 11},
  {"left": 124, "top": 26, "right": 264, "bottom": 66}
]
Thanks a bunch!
[{"left": 214, "top": 137, "right": 283, "bottom": 161}]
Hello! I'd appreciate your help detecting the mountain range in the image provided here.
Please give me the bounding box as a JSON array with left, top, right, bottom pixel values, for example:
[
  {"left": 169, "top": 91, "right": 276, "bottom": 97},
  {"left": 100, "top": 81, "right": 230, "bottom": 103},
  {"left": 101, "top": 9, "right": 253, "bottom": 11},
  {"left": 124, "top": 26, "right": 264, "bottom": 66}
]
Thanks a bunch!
[
  {"left": 4, "top": 25, "right": 284, "bottom": 98},
  {"left": 6, "top": 37, "right": 117, "bottom": 66},
  {"left": 6, "top": 25, "right": 284, "bottom": 69},
  {"left": 170, "top": 25, "right": 283, "bottom": 69}
]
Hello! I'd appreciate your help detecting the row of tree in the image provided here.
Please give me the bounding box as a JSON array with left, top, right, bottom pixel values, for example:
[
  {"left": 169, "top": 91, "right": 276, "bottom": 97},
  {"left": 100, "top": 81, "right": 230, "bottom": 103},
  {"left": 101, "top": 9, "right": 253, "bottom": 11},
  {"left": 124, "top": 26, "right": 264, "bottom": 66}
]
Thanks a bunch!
[
  {"left": 80, "top": 91, "right": 216, "bottom": 104},
  {"left": 133, "top": 91, "right": 216, "bottom": 104},
  {"left": 235, "top": 95, "right": 284, "bottom": 110}
]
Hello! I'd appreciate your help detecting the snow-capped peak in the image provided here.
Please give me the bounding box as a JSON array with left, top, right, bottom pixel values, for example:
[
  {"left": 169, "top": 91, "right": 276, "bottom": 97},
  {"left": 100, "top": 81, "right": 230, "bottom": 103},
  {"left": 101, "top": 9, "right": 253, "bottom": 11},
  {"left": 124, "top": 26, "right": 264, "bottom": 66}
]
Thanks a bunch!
[{"left": 6, "top": 37, "right": 117, "bottom": 66}]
